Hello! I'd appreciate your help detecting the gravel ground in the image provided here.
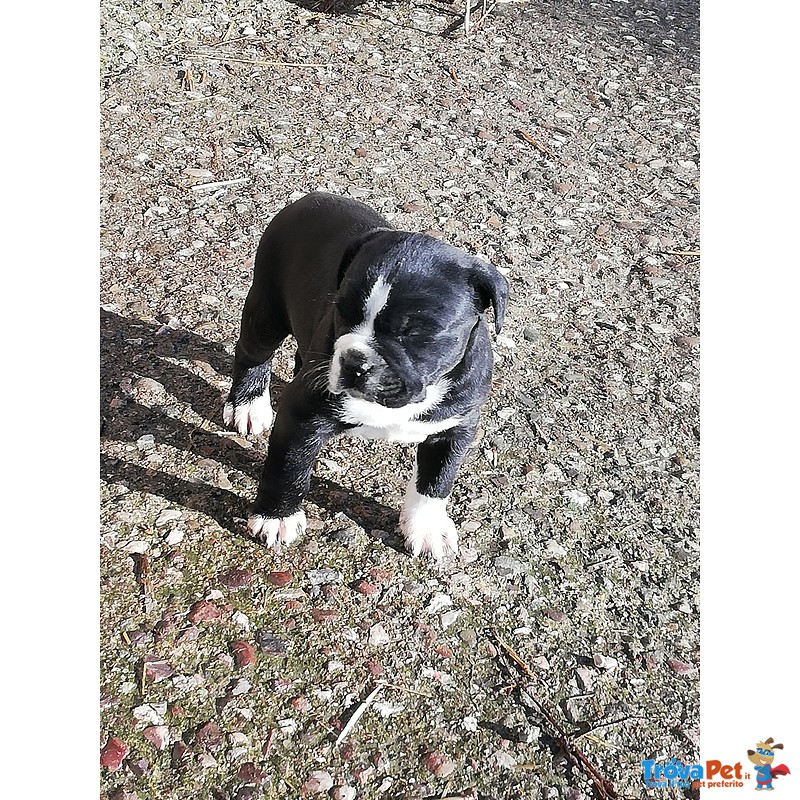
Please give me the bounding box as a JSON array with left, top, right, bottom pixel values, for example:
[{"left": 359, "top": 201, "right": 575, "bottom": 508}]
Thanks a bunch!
[{"left": 100, "top": 1, "right": 699, "bottom": 798}]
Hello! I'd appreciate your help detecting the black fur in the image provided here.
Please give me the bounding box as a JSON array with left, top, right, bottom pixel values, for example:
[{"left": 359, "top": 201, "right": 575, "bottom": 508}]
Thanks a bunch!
[{"left": 226, "top": 192, "right": 508, "bottom": 529}]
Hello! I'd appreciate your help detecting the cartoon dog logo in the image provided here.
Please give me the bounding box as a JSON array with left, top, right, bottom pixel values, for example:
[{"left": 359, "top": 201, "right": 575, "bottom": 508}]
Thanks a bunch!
[{"left": 747, "top": 738, "right": 791, "bottom": 790}]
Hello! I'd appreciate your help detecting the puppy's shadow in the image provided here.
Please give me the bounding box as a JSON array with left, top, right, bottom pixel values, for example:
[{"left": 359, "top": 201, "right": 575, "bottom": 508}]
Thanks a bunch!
[{"left": 100, "top": 309, "right": 402, "bottom": 549}]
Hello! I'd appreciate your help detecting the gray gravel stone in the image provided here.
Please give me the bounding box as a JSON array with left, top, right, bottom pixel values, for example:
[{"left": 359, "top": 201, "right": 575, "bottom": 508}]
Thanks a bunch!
[
  {"left": 494, "top": 556, "right": 529, "bottom": 577},
  {"left": 305, "top": 568, "right": 342, "bottom": 586}
]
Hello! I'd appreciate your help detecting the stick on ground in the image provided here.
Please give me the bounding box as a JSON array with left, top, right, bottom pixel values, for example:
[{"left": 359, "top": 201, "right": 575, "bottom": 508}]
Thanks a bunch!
[
  {"left": 492, "top": 629, "right": 620, "bottom": 800},
  {"left": 335, "top": 684, "right": 383, "bottom": 746}
]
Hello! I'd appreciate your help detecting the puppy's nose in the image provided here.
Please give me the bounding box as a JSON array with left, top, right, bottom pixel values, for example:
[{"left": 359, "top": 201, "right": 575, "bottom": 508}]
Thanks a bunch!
[{"left": 339, "top": 349, "right": 372, "bottom": 388}]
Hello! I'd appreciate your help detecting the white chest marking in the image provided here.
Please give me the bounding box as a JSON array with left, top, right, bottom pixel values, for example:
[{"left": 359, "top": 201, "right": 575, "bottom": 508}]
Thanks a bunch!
[
  {"left": 338, "top": 379, "right": 462, "bottom": 443},
  {"left": 345, "top": 416, "right": 463, "bottom": 443}
]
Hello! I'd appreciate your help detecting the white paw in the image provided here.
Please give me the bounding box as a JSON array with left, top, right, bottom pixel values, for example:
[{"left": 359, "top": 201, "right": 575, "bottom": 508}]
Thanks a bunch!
[
  {"left": 223, "top": 392, "right": 273, "bottom": 436},
  {"left": 247, "top": 510, "right": 307, "bottom": 547},
  {"left": 400, "top": 486, "right": 458, "bottom": 560}
]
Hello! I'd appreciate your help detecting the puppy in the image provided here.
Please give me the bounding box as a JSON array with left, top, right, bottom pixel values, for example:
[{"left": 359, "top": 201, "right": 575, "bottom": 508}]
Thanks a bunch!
[{"left": 224, "top": 192, "right": 508, "bottom": 558}]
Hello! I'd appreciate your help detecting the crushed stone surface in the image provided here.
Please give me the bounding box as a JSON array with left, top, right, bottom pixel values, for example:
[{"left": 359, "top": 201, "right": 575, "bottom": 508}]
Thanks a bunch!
[{"left": 100, "top": 1, "right": 699, "bottom": 797}]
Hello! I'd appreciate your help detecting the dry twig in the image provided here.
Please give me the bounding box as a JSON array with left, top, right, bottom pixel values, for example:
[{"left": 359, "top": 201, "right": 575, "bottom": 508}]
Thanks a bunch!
[
  {"left": 382, "top": 682, "right": 434, "bottom": 699},
  {"left": 180, "top": 67, "right": 195, "bottom": 91},
  {"left": 190, "top": 177, "right": 250, "bottom": 192},
  {"left": 492, "top": 629, "right": 620, "bottom": 800},
  {"left": 514, "top": 129, "right": 556, "bottom": 158},
  {"left": 184, "top": 52, "right": 328, "bottom": 69},
  {"left": 262, "top": 728, "right": 276, "bottom": 758},
  {"left": 335, "top": 684, "right": 383, "bottom": 746}
]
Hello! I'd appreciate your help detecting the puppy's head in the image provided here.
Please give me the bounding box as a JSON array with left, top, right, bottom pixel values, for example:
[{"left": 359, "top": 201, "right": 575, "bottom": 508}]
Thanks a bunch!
[{"left": 328, "top": 232, "right": 508, "bottom": 408}]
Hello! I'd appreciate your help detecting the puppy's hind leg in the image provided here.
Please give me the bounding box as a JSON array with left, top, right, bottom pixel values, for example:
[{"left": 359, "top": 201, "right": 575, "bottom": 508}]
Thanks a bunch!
[{"left": 224, "top": 290, "right": 289, "bottom": 436}]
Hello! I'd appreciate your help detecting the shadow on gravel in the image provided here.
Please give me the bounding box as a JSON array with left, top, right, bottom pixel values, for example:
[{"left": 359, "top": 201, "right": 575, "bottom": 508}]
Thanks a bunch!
[
  {"left": 287, "top": 0, "right": 400, "bottom": 15},
  {"left": 100, "top": 309, "right": 402, "bottom": 547},
  {"left": 286, "top": 0, "right": 698, "bottom": 54},
  {"left": 532, "top": 0, "right": 699, "bottom": 60},
  {"left": 287, "top": 0, "right": 449, "bottom": 38}
]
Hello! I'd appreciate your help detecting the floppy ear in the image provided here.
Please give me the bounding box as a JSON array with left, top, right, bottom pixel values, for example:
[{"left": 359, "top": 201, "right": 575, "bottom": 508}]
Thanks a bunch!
[{"left": 468, "top": 257, "right": 509, "bottom": 333}]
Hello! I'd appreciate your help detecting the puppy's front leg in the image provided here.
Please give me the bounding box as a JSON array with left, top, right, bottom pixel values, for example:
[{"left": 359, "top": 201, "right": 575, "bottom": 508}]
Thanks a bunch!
[
  {"left": 247, "top": 381, "right": 336, "bottom": 547},
  {"left": 400, "top": 420, "right": 479, "bottom": 560}
]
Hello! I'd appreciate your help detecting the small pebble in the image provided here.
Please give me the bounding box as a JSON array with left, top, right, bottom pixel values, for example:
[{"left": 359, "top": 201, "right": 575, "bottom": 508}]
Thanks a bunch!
[
  {"left": 232, "top": 611, "right": 251, "bottom": 630},
  {"left": 100, "top": 736, "right": 128, "bottom": 770},
  {"left": 546, "top": 540, "right": 568, "bottom": 558},
  {"left": 187, "top": 600, "right": 222, "bottom": 623},
  {"left": 127, "top": 757, "right": 149, "bottom": 777},
  {"left": 523, "top": 325, "right": 538, "bottom": 341},
  {"left": 328, "top": 527, "right": 356, "bottom": 546},
  {"left": 155, "top": 509, "right": 182, "bottom": 526},
  {"left": 368, "top": 567, "right": 393, "bottom": 582},
  {"left": 171, "top": 741, "right": 191, "bottom": 770},
  {"left": 219, "top": 568, "right": 253, "bottom": 589},
  {"left": 592, "top": 653, "right": 619, "bottom": 670},
  {"left": 306, "top": 568, "right": 341, "bottom": 585},
  {"left": 459, "top": 628, "right": 478, "bottom": 647},
  {"left": 494, "top": 556, "right": 527, "bottom": 577},
  {"left": 354, "top": 579, "right": 379, "bottom": 596},
  {"left": 421, "top": 751, "right": 457, "bottom": 778},
  {"left": 576, "top": 666, "right": 596, "bottom": 691},
  {"left": 143, "top": 726, "right": 169, "bottom": 751},
  {"left": 110, "top": 790, "right": 138, "bottom": 800},
  {"left": 365, "top": 660, "right": 385, "bottom": 677},
  {"left": 290, "top": 695, "right": 312, "bottom": 712},
  {"left": 164, "top": 529, "right": 184, "bottom": 546},
  {"left": 255, "top": 630, "right": 287, "bottom": 656},
  {"left": 144, "top": 656, "right": 175, "bottom": 682},
  {"left": 301, "top": 769, "right": 334, "bottom": 795},
  {"left": 368, "top": 623, "right": 390, "bottom": 646},
  {"left": 668, "top": 657, "right": 695, "bottom": 675},
  {"left": 310, "top": 608, "right": 340, "bottom": 623},
  {"left": 195, "top": 720, "right": 224, "bottom": 750},
  {"left": 266, "top": 570, "right": 293, "bottom": 587},
  {"left": 133, "top": 703, "right": 167, "bottom": 726},
  {"left": 238, "top": 762, "right": 267, "bottom": 783},
  {"left": 183, "top": 167, "right": 214, "bottom": 179},
  {"left": 425, "top": 593, "right": 452, "bottom": 614},
  {"left": 440, "top": 609, "right": 461, "bottom": 630},
  {"left": 229, "top": 677, "right": 252, "bottom": 696},
  {"left": 231, "top": 640, "right": 257, "bottom": 668}
]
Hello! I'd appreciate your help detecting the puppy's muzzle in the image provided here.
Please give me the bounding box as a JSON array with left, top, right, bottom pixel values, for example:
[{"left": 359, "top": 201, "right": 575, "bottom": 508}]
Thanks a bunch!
[
  {"left": 334, "top": 347, "right": 423, "bottom": 408},
  {"left": 338, "top": 348, "right": 372, "bottom": 390}
]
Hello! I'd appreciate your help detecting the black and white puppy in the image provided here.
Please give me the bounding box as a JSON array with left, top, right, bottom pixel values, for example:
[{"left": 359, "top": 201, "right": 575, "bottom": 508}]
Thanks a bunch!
[{"left": 223, "top": 192, "right": 508, "bottom": 559}]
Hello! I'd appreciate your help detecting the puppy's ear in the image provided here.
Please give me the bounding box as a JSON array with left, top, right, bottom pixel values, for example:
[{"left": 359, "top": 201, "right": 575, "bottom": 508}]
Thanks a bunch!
[{"left": 468, "top": 257, "right": 509, "bottom": 333}]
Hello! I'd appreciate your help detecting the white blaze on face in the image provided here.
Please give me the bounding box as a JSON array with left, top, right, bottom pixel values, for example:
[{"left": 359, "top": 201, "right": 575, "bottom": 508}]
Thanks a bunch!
[{"left": 328, "top": 276, "right": 391, "bottom": 393}]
